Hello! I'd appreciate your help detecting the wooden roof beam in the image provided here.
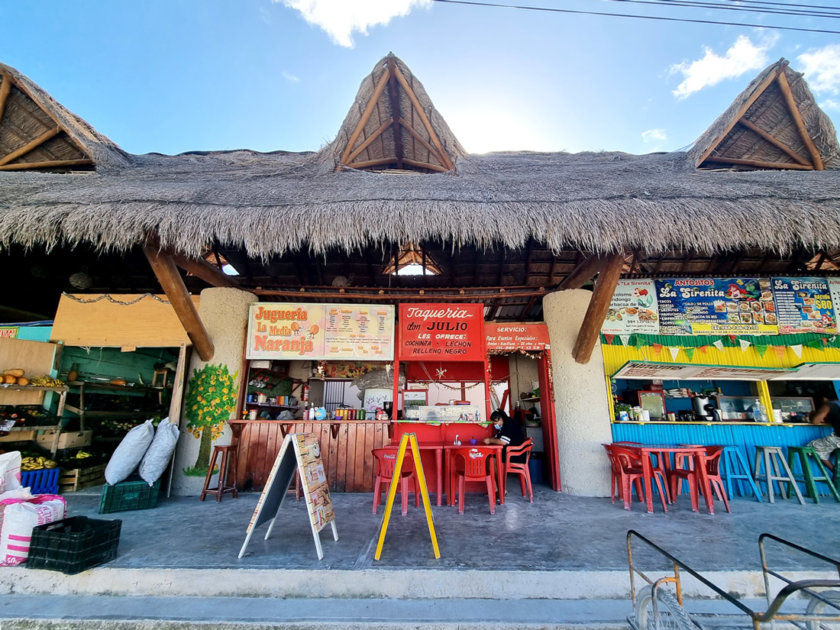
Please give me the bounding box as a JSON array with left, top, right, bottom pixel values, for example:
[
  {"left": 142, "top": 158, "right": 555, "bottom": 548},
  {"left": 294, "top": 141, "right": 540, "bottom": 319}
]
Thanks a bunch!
[
  {"left": 737, "top": 119, "right": 811, "bottom": 166},
  {"left": 572, "top": 253, "right": 624, "bottom": 364},
  {"left": 144, "top": 244, "right": 214, "bottom": 361},
  {"left": 559, "top": 255, "right": 606, "bottom": 290},
  {"left": 399, "top": 118, "right": 447, "bottom": 167},
  {"left": 167, "top": 249, "right": 242, "bottom": 289},
  {"left": 704, "top": 157, "right": 813, "bottom": 171},
  {"left": 345, "top": 117, "right": 393, "bottom": 165},
  {"left": 0, "top": 158, "right": 93, "bottom": 171},
  {"left": 0, "top": 73, "right": 11, "bottom": 124},
  {"left": 0, "top": 126, "right": 61, "bottom": 167},
  {"left": 776, "top": 71, "right": 824, "bottom": 170},
  {"left": 339, "top": 66, "right": 391, "bottom": 168}
]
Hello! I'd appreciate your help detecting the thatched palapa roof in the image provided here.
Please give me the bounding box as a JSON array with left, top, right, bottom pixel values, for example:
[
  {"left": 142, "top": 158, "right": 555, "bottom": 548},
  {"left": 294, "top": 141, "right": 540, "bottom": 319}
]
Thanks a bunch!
[{"left": 0, "top": 55, "right": 839, "bottom": 261}]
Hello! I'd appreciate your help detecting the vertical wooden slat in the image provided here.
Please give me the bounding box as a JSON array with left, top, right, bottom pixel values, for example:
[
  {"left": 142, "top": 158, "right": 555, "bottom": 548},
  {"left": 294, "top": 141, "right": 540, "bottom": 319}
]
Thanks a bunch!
[
  {"left": 327, "top": 423, "right": 340, "bottom": 492},
  {"left": 362, "top": 424, "right": 376, "bottom": 490}
]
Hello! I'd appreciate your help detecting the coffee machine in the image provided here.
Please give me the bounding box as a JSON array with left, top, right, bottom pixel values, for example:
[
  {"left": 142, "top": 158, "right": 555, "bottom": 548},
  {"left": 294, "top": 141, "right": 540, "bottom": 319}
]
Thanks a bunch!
[{"left": 692, "top": 396, "right": 718, "bottom": 421}]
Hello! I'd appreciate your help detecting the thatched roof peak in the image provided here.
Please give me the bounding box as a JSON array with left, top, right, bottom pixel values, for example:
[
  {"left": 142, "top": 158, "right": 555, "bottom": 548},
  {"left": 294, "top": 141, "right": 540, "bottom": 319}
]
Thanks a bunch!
[
  {"left": 689, "top": 58, "right": 840, "bottom": 171},
  {"left": 319, "top": 54, "right": 466, "bottom": 173},
  {"left": 0, "top": 63, "right": 131, "bottom": 173}
]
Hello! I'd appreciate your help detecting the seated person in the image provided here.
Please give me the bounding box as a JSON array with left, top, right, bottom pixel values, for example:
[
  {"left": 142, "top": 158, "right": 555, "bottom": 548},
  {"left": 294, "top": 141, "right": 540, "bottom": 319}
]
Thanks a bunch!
[
  {"left": 483, "top": 409, "right": 526, "bottom": 462},
  {"left": 808, "top": 396, "right": 840, "bottom": 471}
]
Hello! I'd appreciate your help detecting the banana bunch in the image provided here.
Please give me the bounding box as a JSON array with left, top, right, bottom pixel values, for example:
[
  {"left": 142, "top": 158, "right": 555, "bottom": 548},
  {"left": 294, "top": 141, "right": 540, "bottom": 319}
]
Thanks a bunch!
[
  {"left": 74, "top": 450, "right": 92, "bottom": 459},
  {"left": 21, "top": 456, "right": 58, "bottom": 470},
  {"left": 28, "top": 375, "right": 66, "bottom": 387}
]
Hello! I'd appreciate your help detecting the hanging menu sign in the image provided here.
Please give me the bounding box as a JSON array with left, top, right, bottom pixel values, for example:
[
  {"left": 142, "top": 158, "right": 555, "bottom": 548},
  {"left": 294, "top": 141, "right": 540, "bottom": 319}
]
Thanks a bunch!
[
  {"left": 771, "top": 277, "right": 836, "bottom": 334},
  {"left": 484, "top": 322, "right": 550, "bottom": 353},
  {"left": 602, "top": 279, "right": 660, "bottom": 335},
  {"left": 654, "top": 278, "right": 779, "bottom": 335},
  {"left": 398, "top": 303, "right": 485, "bottom": 361},
  {"left": 246, "top": 303, "right": 394, "bottom": 361}
]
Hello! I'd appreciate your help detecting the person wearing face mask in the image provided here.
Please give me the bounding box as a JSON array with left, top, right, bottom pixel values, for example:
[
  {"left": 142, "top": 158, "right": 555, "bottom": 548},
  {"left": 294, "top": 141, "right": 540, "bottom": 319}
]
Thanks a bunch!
[{"left": 483, "top": 409, "right": 526, "bottom": 462}]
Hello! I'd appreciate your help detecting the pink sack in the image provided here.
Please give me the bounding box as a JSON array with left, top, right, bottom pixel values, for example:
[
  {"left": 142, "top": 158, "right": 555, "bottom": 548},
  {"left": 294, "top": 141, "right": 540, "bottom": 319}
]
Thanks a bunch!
[{"left": 0, "top": 494, "right": 66, "bottom": 566}]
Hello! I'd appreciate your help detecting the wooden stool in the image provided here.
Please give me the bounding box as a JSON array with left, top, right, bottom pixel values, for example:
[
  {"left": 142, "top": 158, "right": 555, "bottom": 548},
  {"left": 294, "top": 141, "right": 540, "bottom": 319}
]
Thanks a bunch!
[
  {"left": 787, "top": 446, "right": 840, "bottom": 504},
  {"left": 200, "top": 444, "right": 239, "bottom": 502},
  {"left": 152, "top": 368, "right": 170, "bottom": 388},
  {"left": 753, "top": 446, "right": 805, "bottom": 505},
  {"left": 721, "top": 446, "right": 762, "bottom": 502}
]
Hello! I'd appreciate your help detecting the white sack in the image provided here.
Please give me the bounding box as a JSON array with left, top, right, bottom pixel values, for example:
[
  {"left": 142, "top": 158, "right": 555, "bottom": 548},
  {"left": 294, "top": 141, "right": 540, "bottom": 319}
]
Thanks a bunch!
[
  {"left": 0, "top": 495, "right": 65, "bottom": 566},
  {"left": 0, "top": 451, "right": 22, "bottom": 493},
  {"left": 105, "top": 419, "right": 155, "bottom": 485},
  {"left": 138, "top": 417, "right": 179, "bottom": 486}
]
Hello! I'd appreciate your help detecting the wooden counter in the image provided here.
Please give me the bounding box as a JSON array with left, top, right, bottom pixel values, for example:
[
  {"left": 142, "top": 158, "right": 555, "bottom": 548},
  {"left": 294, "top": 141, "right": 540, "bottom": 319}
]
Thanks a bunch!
[{"left": 231, "top": 420, "right": 391, "bottom": 492}]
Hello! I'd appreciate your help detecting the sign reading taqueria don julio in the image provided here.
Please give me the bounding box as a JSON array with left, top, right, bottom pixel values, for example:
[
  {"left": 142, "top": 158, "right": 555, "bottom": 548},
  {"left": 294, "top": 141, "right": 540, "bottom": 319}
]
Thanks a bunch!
[
  {"left": 602, "top": 276, "right": 840, "bottom": 336},
  {"left": 398, "top": 303, "right": 486, "bottom": 361},
  {"left": 246, "top": 303, "right": 394, "bottom": 361}
]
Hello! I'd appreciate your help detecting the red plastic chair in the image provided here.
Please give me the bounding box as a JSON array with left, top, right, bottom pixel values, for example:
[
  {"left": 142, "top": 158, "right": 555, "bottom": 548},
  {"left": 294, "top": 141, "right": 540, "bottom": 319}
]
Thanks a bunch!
[
  {"left": 451, "top": 446, "right": 497, "bottom": 514},
  {"left": 669, "top": 446, "right": 730, "bottom": 514},
  {"left": 372, "top": 448, "right": 420, "bottom": 516},
  {"left": 608, "top": 444, "right": 669, "bottom": 512},
  {"left": 503, "top": 438, "right": 534, "bottom": 502}
]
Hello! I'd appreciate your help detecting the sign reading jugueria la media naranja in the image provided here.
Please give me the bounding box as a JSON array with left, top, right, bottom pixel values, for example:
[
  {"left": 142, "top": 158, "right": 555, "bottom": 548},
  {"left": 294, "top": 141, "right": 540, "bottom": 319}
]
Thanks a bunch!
[
  {"left": 246, "top": 303, "right": 395, "bottom": 361},
  {"left": 398, "top": 303, "right": 486, "bottom": 361}
]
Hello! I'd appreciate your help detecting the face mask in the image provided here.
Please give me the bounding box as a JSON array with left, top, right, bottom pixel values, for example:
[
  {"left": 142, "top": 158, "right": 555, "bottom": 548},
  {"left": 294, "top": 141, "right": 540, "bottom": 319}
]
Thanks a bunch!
[{"left": 494, "top": 422, "right": 503, "bottom": 430}]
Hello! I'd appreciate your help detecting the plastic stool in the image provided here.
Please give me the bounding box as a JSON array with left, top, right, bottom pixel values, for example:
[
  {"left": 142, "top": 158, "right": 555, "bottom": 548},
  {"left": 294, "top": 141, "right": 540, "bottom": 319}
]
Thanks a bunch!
[
  {"left": 787, "top": 446, "right": 840, "bottom": 504},
  {"left": 721, "top": 446, "right": 762, "bottom": 502},
  {"left": 753, "top": 446, "right": 805, "bottom": 505},
  {"left": 200, "top": 444, "right": 239, "bottom": 502}
]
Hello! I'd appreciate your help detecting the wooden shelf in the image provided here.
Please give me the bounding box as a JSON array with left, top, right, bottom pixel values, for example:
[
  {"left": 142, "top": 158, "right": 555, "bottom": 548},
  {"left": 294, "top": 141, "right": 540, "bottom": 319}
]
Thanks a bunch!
[
  {"left": 68, "top": 381, "right": 165, "bottom": 394},
  {"left": 245, "top": 402, "right": 298, "bottom": 410},
  {"left": 521, "top": 397, "right": 540, "bottom": 403},
  {"left": 0, "top": 384, "right": 68, "bottom": 393},
  {"left": 64, "top": 406, "right": 154, "bottom": 419}
]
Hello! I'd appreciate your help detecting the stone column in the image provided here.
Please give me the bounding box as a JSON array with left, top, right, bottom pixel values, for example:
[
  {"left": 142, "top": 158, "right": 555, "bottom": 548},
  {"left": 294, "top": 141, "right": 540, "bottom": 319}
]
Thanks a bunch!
[
  {"left": 542, "top": 289, "right": 612, "bottom": 496},
  {"left": 171, "top": 287, "right": 257, "bottom": 496}
]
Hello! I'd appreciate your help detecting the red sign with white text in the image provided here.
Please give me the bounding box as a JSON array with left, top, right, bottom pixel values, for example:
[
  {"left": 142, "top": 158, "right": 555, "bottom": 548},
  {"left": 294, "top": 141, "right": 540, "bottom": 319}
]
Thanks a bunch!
[
  {"left": 398, "top": 303, "right": 486, "bottom": 361},
  {"left": 484, "top": 322, "right": 550, "bottom": 353}
]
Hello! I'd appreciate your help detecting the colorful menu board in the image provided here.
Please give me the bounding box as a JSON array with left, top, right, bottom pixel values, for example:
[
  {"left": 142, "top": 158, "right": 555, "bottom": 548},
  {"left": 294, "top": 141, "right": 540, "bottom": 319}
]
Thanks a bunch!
[
  {"left": 246, "top": 303, "right": 394, "bottom": 361},
  {"left": 772, "top": 277, "right": 836, "bottom": 334},
  {"left": 602, "top": 279, "right": 660, "bottom": 335},
  {"left": 294, "top": 433, "right": 335, "bottom": 533},
  {"left": 602, "top": 276, "right": 840, "bottom": 336},
  {"left": 398, "top": 303, "right": 486, "bottom": 361},
  {"left": 655, "top": 277, "right": 778, "bottom": 335}
]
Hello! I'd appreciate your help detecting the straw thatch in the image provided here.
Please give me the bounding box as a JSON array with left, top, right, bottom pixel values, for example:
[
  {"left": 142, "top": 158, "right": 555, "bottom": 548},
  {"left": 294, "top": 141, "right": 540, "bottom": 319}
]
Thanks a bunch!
[{"left": 0, "top": 57, "right": 838, "bottom": 263}]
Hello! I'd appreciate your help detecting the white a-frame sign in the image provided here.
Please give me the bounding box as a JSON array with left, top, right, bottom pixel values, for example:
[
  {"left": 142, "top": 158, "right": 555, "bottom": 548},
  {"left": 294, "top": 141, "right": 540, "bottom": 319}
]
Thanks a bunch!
[{"left": 238, "top": 432, "right": 338, "bottom": 560}]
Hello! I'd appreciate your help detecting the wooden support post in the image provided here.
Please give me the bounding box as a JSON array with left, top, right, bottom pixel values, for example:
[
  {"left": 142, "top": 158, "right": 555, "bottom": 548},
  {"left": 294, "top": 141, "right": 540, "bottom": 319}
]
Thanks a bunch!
[
  {"left": 559, "top": 255, "right": 605, "bottom": 290},
  {"left": 167, "top": 249, "right": 242, "bottom": 289},
  {"left": 144, "top": 244, "right": 215, "bottom": 361},
  {"left": 572, "top": 253, "right": 625, "bottom": 365}
]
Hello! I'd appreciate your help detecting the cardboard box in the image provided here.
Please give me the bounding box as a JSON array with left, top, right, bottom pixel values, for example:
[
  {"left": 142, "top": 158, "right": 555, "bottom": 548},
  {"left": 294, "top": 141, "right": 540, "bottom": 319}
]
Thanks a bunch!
[{"left": 36, "top": 429, "right": 93, "bottom": 450}]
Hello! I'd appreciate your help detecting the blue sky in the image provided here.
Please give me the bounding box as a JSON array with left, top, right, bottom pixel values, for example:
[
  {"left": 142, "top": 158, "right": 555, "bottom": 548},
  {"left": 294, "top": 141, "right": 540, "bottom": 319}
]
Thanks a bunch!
[{"left": 2, "top": 1, "right": 838, "bottom": 156}]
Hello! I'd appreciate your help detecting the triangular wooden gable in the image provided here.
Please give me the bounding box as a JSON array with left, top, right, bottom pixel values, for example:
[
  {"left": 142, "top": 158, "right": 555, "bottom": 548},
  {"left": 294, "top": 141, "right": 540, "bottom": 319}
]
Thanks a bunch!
[
  {"left": 696, "top": 62, "right": 824, "bottom": 171},
  {"left": 338, "top": 56, "right": 455, "bottom": 173},
  {"left": 0, "top": 71, "right": 93, "bottom": 172}
]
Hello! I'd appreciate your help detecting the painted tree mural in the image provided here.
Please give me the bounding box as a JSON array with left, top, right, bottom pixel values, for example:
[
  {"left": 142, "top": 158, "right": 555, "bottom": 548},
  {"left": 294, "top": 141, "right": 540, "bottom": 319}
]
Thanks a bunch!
[{"left": 185, "top": 363, "right": 238, "bottom": 473}]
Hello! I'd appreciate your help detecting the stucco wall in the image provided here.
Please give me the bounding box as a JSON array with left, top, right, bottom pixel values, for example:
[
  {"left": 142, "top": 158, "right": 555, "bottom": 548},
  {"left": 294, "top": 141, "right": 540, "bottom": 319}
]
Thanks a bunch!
[
  {"left": 543, "top": 289, "right": 612, "bottom": 497},
  {"left": 171, "top": 287, "right": 257, "bottom": 496}
]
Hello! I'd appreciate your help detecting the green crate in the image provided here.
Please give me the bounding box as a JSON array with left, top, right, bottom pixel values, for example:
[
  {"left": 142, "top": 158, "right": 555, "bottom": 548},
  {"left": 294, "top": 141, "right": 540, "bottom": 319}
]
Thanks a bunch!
[
  {"left": 98, "top": 478, "right": 161, "bottom": 514},
  {"left": 26, "top": 516, "right": 121, "bottom": 574}
]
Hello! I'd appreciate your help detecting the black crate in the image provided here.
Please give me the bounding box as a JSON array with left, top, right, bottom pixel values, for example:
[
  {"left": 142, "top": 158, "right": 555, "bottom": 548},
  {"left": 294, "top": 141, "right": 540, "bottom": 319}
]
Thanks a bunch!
[
  {"left": 26, "top": 516, "right": 121, "bottom": 574},
  {"left": 98, "top": 478, "right": 161, "bottom": 513}
]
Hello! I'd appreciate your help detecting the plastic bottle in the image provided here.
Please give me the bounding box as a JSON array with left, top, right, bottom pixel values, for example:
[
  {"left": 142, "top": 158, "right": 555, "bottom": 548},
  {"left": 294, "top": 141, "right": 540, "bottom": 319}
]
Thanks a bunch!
[{"left": 752, "top": 399, "right": 767, "bottom": 422}]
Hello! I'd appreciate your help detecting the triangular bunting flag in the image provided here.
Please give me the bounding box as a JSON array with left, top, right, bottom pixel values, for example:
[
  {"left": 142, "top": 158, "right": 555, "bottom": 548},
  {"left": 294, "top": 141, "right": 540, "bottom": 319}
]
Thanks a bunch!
[
  {"left": 728, "top": 335, "right": 737, "bottom": 344},
  {"left": 698, "top": 345, "right": 708, "bottom": 354},
  {"left": 791, "top": 344, "right": 803, "bottom": 358},
  {"left": 619, "top": 334, "right": 631, "bottom": 347},
  {"left": 739, "top": 339, "right": 751, "bottom": 352},
  {"left": 603, "top": 334, "right": 615, "bottom": 345},
  {"left": 651, "top": 343, "right": 663, "bottom": 354},
  {"left": 713, "top": 340, "right": 725, "bottom": 352},
  {"left": 773, "top": 345, "right": 786, "bottom": 359},
  {"left": 684, "top": 348, "right": 695, "bottom": 361},
  {"left": 669, "top": 347, "right": 680, "bottom": 361},
  {"left": 755, "top": 344, "right": 767, "bottom": 357}
]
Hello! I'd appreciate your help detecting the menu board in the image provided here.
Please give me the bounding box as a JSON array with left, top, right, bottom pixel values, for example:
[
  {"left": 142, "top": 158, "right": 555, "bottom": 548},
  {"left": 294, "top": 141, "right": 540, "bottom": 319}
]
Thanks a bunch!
[
  {"left": 294, "top": 433, "right": 335, "bottom": 533},
  {"left": 772, "top": 277, "right": 837, "bottom": 334},
  {"left": 398, "top": 303, "right": 486, "bottom": 361},
  {"left": 602, "top": 279, "right": 660, "bottom": 335},
  {"left": 654, "top": 278, "right": 779, "bottom": 335},
  {"left": 246, "top": 303, "right": 394, "bottom": 361}
]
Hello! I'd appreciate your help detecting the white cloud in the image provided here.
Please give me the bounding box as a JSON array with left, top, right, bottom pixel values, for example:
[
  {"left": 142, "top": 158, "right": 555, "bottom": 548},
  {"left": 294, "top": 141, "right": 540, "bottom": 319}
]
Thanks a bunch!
[
  {"left": 669, "top": 33, "right": 779, "bottom": 100},
  {"left": 797, "top": 44, "right": 840, "bottom": 95},
  {"left": 820, "top": 98, "right": 840, "bottom": 112},
  {"left": 282, "top": 71, "right": 300, "bottom": 83},
  {"left": 276, "top": 0, "right": 431, "bottom": 47},
  {"left": 641, "top": 128, "right": 667, "bottom": 144}
]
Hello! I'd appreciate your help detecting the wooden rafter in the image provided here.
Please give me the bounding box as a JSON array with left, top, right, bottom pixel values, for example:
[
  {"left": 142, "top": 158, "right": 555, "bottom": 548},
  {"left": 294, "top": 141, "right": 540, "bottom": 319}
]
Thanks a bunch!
[
  {"left": 0, "top": 126, "right": 60, "bottom": 166},
  {"left": 386, "top": 58, "right": 405, "bottom": 169},
  {"left": 339, "top": 67, "right": 391, "bottom": 168},
  {"left": 737, "top": 119, "right": 810, "bottom": 166},
  {"left": 167, "top": 249, "right": 242, "bottom": 289},
  {"left": 572, "top": 253, "right": 624, "bottom": 364},
  {"left": 776, "top": 71, "right": 824, "bottom": 170},
  {"left": 0, "top": 73, "right": 11, "bottom": 124},
  {"left": 559, "top": 255, "right": 605, "bottom": 290},
  {"left": 401, "top": 158, "right": 448, "bottom": 172},
  {"left": 390, "top": 64, "right": 453, "bottom": 172},
  {"left": 0, "top": 159, "right": 92, "bottom": 171},
  {"left": 704, "top": 157, "right": 813, "bottom": 171},
  {"left": 695, "top": 64, "right": 783, "bottom": 167},
  {"left": 345, "top": 117, "right": 393, "bottom": 164}
]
